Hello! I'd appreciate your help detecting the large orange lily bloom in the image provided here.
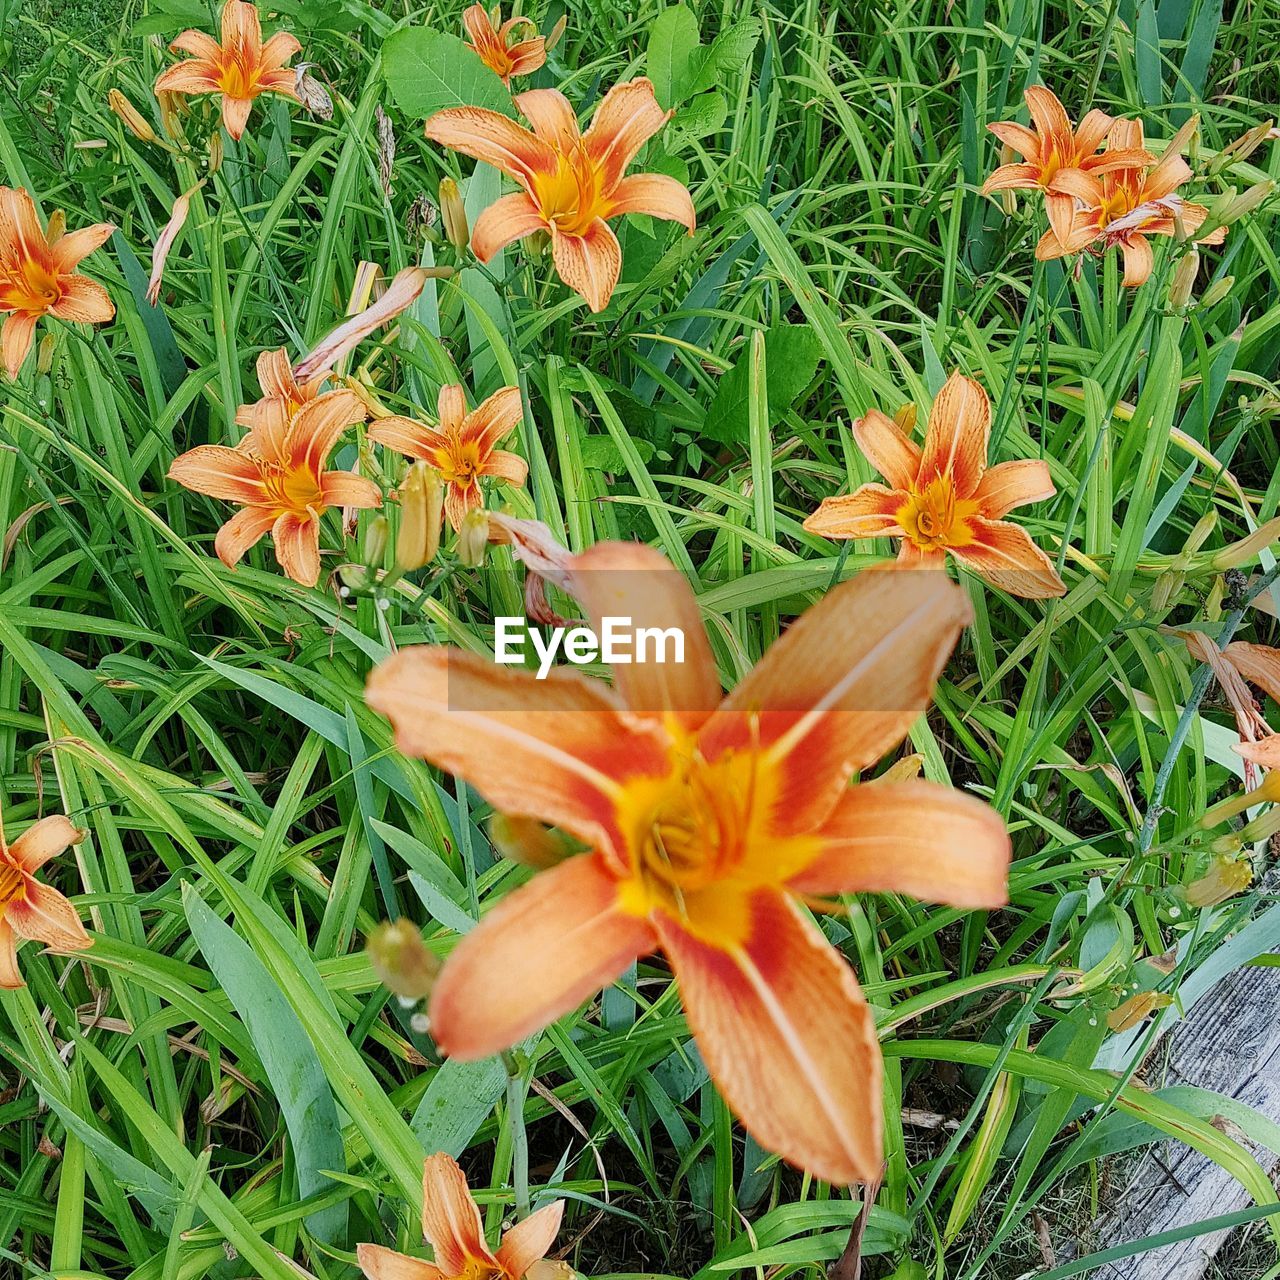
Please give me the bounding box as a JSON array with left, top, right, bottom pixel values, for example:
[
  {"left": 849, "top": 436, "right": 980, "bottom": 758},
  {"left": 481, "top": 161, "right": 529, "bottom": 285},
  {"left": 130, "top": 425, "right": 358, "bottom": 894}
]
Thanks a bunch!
[
  {"left": 463, "top": 4, "right": 546, "bottom": 87},
  {"left": 982, "top": 87, "right": 1153, "bottom": 244},
  {"left": 0, "top": 187, "right": 114, "bottom": 379},
  {"left": 169, "top": 388, "right": 380, "bottom": 586},
  {"left": 236, "top": 346, "right": 325, "bottom": 433},
  {"left": 358, "top": 1153, "right": 563, "bottom": 1280},
  {"left": 804, "top": 374, "right": 1065, "bottom": 600},
  {"left": 1035, "top": 121, "right": 1225, "bottom": 287},
  {"left": 367, "top": 549, "right": 1011, "bottom": 1184},
  {"left": 369, "top": 384, "right": 527, "bottom": 531},
  {"left": 155, "top": 0, "right": 301, "bottom": 141},
  {"left": 0, "top": 808, "right": 90, "bottom": 989},
  {"left": 424, "top": 78, "right": 695, "bottom": 312}
]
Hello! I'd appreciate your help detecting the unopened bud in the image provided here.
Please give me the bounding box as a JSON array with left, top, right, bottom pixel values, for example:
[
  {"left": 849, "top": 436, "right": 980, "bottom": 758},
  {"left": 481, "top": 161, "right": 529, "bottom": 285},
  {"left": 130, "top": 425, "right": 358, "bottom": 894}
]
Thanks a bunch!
[
  {"left": 545, "top": 14, "right": 567, "bottom": 52},
  {"left": 1209, "top": 120, "right": 1276, "bottom": 175},
  {"left": 439, "top": 177, "right": 469, "bottom": 252},
  {"left": 36, "top": 333, "right": 55, "bottom": 375},
  {"left": 108, "top": 89, "right": 157, "bottom": 142},
  {"left": 395, "top": 462, "right": 444, "bottom": 571},
  {"left": 1210, "top": 515, "right": 1280, "bottom": 569},
  {"left": 1168, "top": 248, "right": 1199, "bottom": 309},
  {"left": 157, "top": 90, "right": 184, "bottom": 140},
  {"left": 1198, "top": 275, "right": 1235, "bottom": 309},
  {"left": 207, "top": 131, "right": 224, "bottom": 175},
  {"left": 1151, "top": 569, "right": 1185, "bottom": 613},
  {"left": 1185, "top": 854, "right": 1252, "bottom": 908},
  {"left": 489, "top": 814, "right": 578, "bottom": 869},
  {"left": 894, "top": 402, "right": 917, "bottom": 433},
  {"left": 363, "top": 514, "right": 389, "bottom": 567},
  {"left": 366, "top": 919, "right": 441, "bottom": 1001},
  {"left": 457, "top": 508, "right": 490, "bottom": 567},
  {"left": 1220, "top": 180, "right": 1274, "bottom": 225}
]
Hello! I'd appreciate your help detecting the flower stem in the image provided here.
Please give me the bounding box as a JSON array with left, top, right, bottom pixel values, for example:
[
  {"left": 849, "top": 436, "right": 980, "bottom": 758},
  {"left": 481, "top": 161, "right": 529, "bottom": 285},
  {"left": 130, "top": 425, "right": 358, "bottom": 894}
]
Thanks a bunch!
[{"left": 501, "top": 1049, "right": 531, "bottom": 1219}]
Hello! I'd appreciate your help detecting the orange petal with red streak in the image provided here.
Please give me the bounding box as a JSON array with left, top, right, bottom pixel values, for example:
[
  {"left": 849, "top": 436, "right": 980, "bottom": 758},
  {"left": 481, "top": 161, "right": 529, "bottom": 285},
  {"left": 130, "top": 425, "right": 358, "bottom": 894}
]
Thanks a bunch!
[
  {"left": 802, "top": 483, "right": 908, "bottom": 540},
  {"left": 918, "top": 372, "right": 990, "bottom": 496}
]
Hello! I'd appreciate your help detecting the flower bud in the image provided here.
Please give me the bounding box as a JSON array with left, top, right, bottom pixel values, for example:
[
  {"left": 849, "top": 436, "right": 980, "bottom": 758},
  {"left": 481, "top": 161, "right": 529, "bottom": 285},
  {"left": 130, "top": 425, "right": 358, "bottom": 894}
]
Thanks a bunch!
[
  {"left": 1150, "top": 569, "right": 1185, "bottom": 613},
  {"left": 1198, "top": 275, "right": 1235, "bottom": 310},
  {"left": 395, "top": 462, "right": 444, "bottom": 571},
  {"left": 894, "top": 401, "right": 917, "bottom": 433},
  {"left": 1209, "top": 515, "right": 1280, "bottom": 569},
  {"left": 545, "top": 14, "right": 567, "bottom": 52},
  {"left": 36, "top": 333, "right": 56, "bottom": 375},
  {"left": 489, "top": 814, "right": 578, "bottom": 869},
  {"left": 1209, "top": 120, "right": 1277, "bottom": 175},
  {"left": 1106, "top": 990, "right": 1173, "bottom": 1032},
  {"left": 157, "top": 90, "right": 184, "bottom": 141},
  {"left": 439, "top": 177, "right": 469, "bottom": 252},
  {"left": 367, "top": 920, "right": 441, "bottom": 1001},
  {"left": 1220, "top": 180, "right": 1274, "bottom": 225},
  {"left": 457, "top": 508, "right": 490, "bottom": 567},
  {"left": 108, "top": 89, "right": 157, "bottom": 142},
  {"left": 1185, "top": 854, "right": 1253, "bottom": 908},
  {"left": 363, "top": 514, "right": 389, "bottom": 567},
  {"left": 1168, "top": 248, "right": 1199, "bottom": 310},
  {"left": 207, "top": 131, "right": 224, "bottom": 175}
]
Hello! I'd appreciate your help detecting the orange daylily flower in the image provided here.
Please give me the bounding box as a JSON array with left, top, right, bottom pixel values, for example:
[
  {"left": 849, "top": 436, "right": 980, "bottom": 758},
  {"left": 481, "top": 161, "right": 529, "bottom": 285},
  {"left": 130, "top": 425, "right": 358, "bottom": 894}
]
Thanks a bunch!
[
  {"left": 369, "top": 384, "right": 527, "bottom": 531},
  {"left": 424, "top": 78, "right": 695, "bottom": 312},
  {"left": 169, "top": 388, "right": 380, "bottom": 586},
  {"left": 463, "top": 4, "right": 546, "bottom": 87},
  {"left": 358, "top": 1152, "right": 564, "bottom": 1280},
  {"left": 155, "top": 0, "right": 301, "bottom": 142},
  {"left": 1181, "top": 632, "right": 1280, "bottom": 777},
  {"left": 803, "top": 373, "right": 1066, "bottom": 600},
  {"left": 236, "top": 346, "right": 326, "bottom": 433},
  {"left": 982, "top": 86, "right": 1153, "bottom": 244},
  {"left": 0, "top": 806, "right": 91, "bottom": 989},
  {"left": 1035, "top": 120, "right": 1225, "bottom": 287},
  {"left": 367, "top": 550, "right": 1011, "bottom": 1184},
  {"left": 0, "top": 187, "right": 114, "bottom": 379}
]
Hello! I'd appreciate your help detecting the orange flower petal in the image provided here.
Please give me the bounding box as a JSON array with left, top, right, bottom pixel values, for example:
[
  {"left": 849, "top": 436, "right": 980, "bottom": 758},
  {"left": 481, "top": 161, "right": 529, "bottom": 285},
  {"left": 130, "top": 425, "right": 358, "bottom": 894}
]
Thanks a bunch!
[
  {"left": 155, "top": 61, "right": 221, "bottom": 95},
  {"left": 987, "top": 120, "right": 1039, "bottom": 161},
  {"left": 463, "top": 384, "right": 523, "bottom": 452},
  {"left": 215, "top": 505, "right": 276, "bottom": 568},
  {"left": 697, "top": 566, "right": 971, "bottom": 835},
  {"left": 1224, "top": 642, "right": 1280, "bottom": 705},
  {"left": 980, "top": 163, "right": 1040, "bottom": 195},
  {"left": 951, "top": 516, "right": 1066, "bottom": 598},
  {"left": 261, "top": 29, "right": 302, "bottom": 71},
  {"left": 0, "top": 187, "right": 44, "bottom": 260},
  {"left": 366, "top": 648, "right": 670, "bottom": 854},
  {"left": 9, "top": 815, "right": 83, "bottom": 874},
  {"left": 1119, "top": 236, "right": 1154, "bottom": 287},
  {"left": 49, "top": 276, "right": 115, "bottom": 324},
  {"left": 221, "top": 94, "right": 254, "bottom": 140},
  {"left": 791, "top": 779, "right": 1010, "bottom": 907},
  {"left": 851, "top": 408, "right": 921, "bottom": 490},
  {"left": 550, "top": 219, "right": 621, "bottom": 313},
  {"left": 146, "top": 184, "right": 200, "bottom": 306},
  {"left": 607, "top": 173, "right": 695, "bottom": 230},
  {"left": 444, "top": 483, "right": 478, "bottom": 533},
  {"left": 49, "top": 222, "right": 115, "bottom": 274},
  {"left": 424, "top": 108, "right": 556, "bottom": 185},
  {"left": 918, "top": 372, "right": 989, "bottom": 496},
  {"left": 438, "top": 383, "right": 467, "bottom": 433},
  {"left": 495, "top": 1200, "right": 563, "bottom": 1280},
  {"left": 1023, "top": 85, "right": 1071, "bottom": 145},
  {"left": 1075, "top": 108, "right": 1113, "bottom": 154},
  {"left": 7, "top": 880, "right": 90, "bottom": 950},
  {"left": 472, "top": 192, "right": 546, "bottom": 261},
  {"left": 321, "top": 471, "right": 382, "bottom": 509},
  {"left": 0, "top": 919, "right": 21, "bottom": 989},
  {"left": 514, "top": 88, "right": 580, "bottom": 151},
  {"left": 974, "top": 459, "right": 1054, "bottom": 519},
  {"left": 1044, "top": 189, "right": 1081, "bottom": 244},
  {"left": 368, "top": 415, "right": 445, "bottom": 461},
  {"left": 582, "top": 78, "right": 670, "bottom": 189},
  {"left": 271, "top": 510, "right": 321, "bottom": 586},
  {"left": 506, "top": 41, "right": 547, "bottom": 77},
  {"left": 897, "top": 539, "right": 948, "bottom": 569},
  {"left": 287, "top": 387, "right": 366, "bottom": 471},
  {"left": 1, "top": 312, "right": 38, "bottom": 380},
  {"left": 222, "top": 0, "right": 261, "bottom": 56},
  {"left": 255, "top": 347, "right": 301, "bottom": 402},
  {"left": 1234, "top": 735, "right": 1280, "bottom": 767},
  {"left": 422, "top": 1153, "right": 497, "bottom": 1273},
  {"left": 356, "top": 1243, "right": 442, "bottom": 1280},
  {"left": 568, "top": 541, "right": 721, "bottom": 726},
  {"left": 802, "top": 483, "right": 907, "bottom": 539},
  {"left": 170, "top": 29, "right": 220, "bottom": 58},
  {"left": 428, "top": 853, "right": 656, "bottom": 1059},
  {"left": 654, "top": 888, "right": 882, "bottom": 1185},
  {"left": 169, "top": 444, "right": 267, "bottom": 503},
  {"left": 483, "top": 449, "right": 528, "bottom": 488}
]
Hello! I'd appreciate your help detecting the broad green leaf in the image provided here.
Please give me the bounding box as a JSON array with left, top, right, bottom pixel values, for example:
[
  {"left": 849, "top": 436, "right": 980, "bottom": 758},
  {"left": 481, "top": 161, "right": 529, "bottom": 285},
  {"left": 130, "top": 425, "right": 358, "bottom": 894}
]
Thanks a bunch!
[
  {"left": 646, "top": 4, "right": 702, "bottom": 108},
  {"left": 382, "top": 28, "right": 515, "bottom": 120},
  {"left": 703, "top": 324, "right": 823, "bottom": 444}
]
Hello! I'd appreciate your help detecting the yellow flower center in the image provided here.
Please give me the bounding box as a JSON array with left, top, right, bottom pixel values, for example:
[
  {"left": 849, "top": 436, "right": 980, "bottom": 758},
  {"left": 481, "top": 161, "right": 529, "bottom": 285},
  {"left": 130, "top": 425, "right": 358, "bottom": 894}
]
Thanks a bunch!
[
  {"left": 896, "top": 476, "right": 978, "bottom": 550},
  {"left": 0, "top": 255, "right": 61, "bottom": 315},
  {"left": 216, "top": 48, "right": 263, "bottom": 100},
  {"left": 0, "top": 860, "right": 26, "bottom": 907},
  {"left": 532, "top": 152, "right": 606, "bottom": 236},
  {"left": 435, "top": 440, "right": 482, "bottom": 487},
  {"left": 260, "top": 462, "right": 324, "bottom": 515}
]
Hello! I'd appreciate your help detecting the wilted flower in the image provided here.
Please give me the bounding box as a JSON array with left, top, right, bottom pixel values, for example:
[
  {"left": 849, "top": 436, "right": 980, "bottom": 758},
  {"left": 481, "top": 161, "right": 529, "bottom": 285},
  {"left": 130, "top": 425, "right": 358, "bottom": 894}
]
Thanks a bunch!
[
  {"left": 0, "top": 187, "right": 114, "bottom": 379},
  {"left": 155, "top": 0, "right": 301, "bottom": 142},
  {"left": 425, "top": 78, "right": 695, "bottom": 311},
  {"left": 367, "top": 548, "right": 1009, "bottom": 1184},
  {"left": 357, "top": 1153, "right": 564, "bottom": 1280},
  {"left": 1107, "top": 990, "right": 1172, "bottom": 1032},
  {"left": 1185, "top": 855, "right": 1253, "bottom": 908},
  {"left": 0, "top": 805, "right": 90, "bottom": 989},
  {"left": 369, "top": 384, "right": 527, "bottom": 530},
  {"left": 146, "top": 182, "right": 204, "bottom": 305},
  {"left": 294, "top": 63, "right": 333, "bottom": 122},
  {"left": 803, "top": 372, "right": 1066, "bottom": 599},
  {"left": 168, "top": 388, "right": 380, "bottom": 586}
]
